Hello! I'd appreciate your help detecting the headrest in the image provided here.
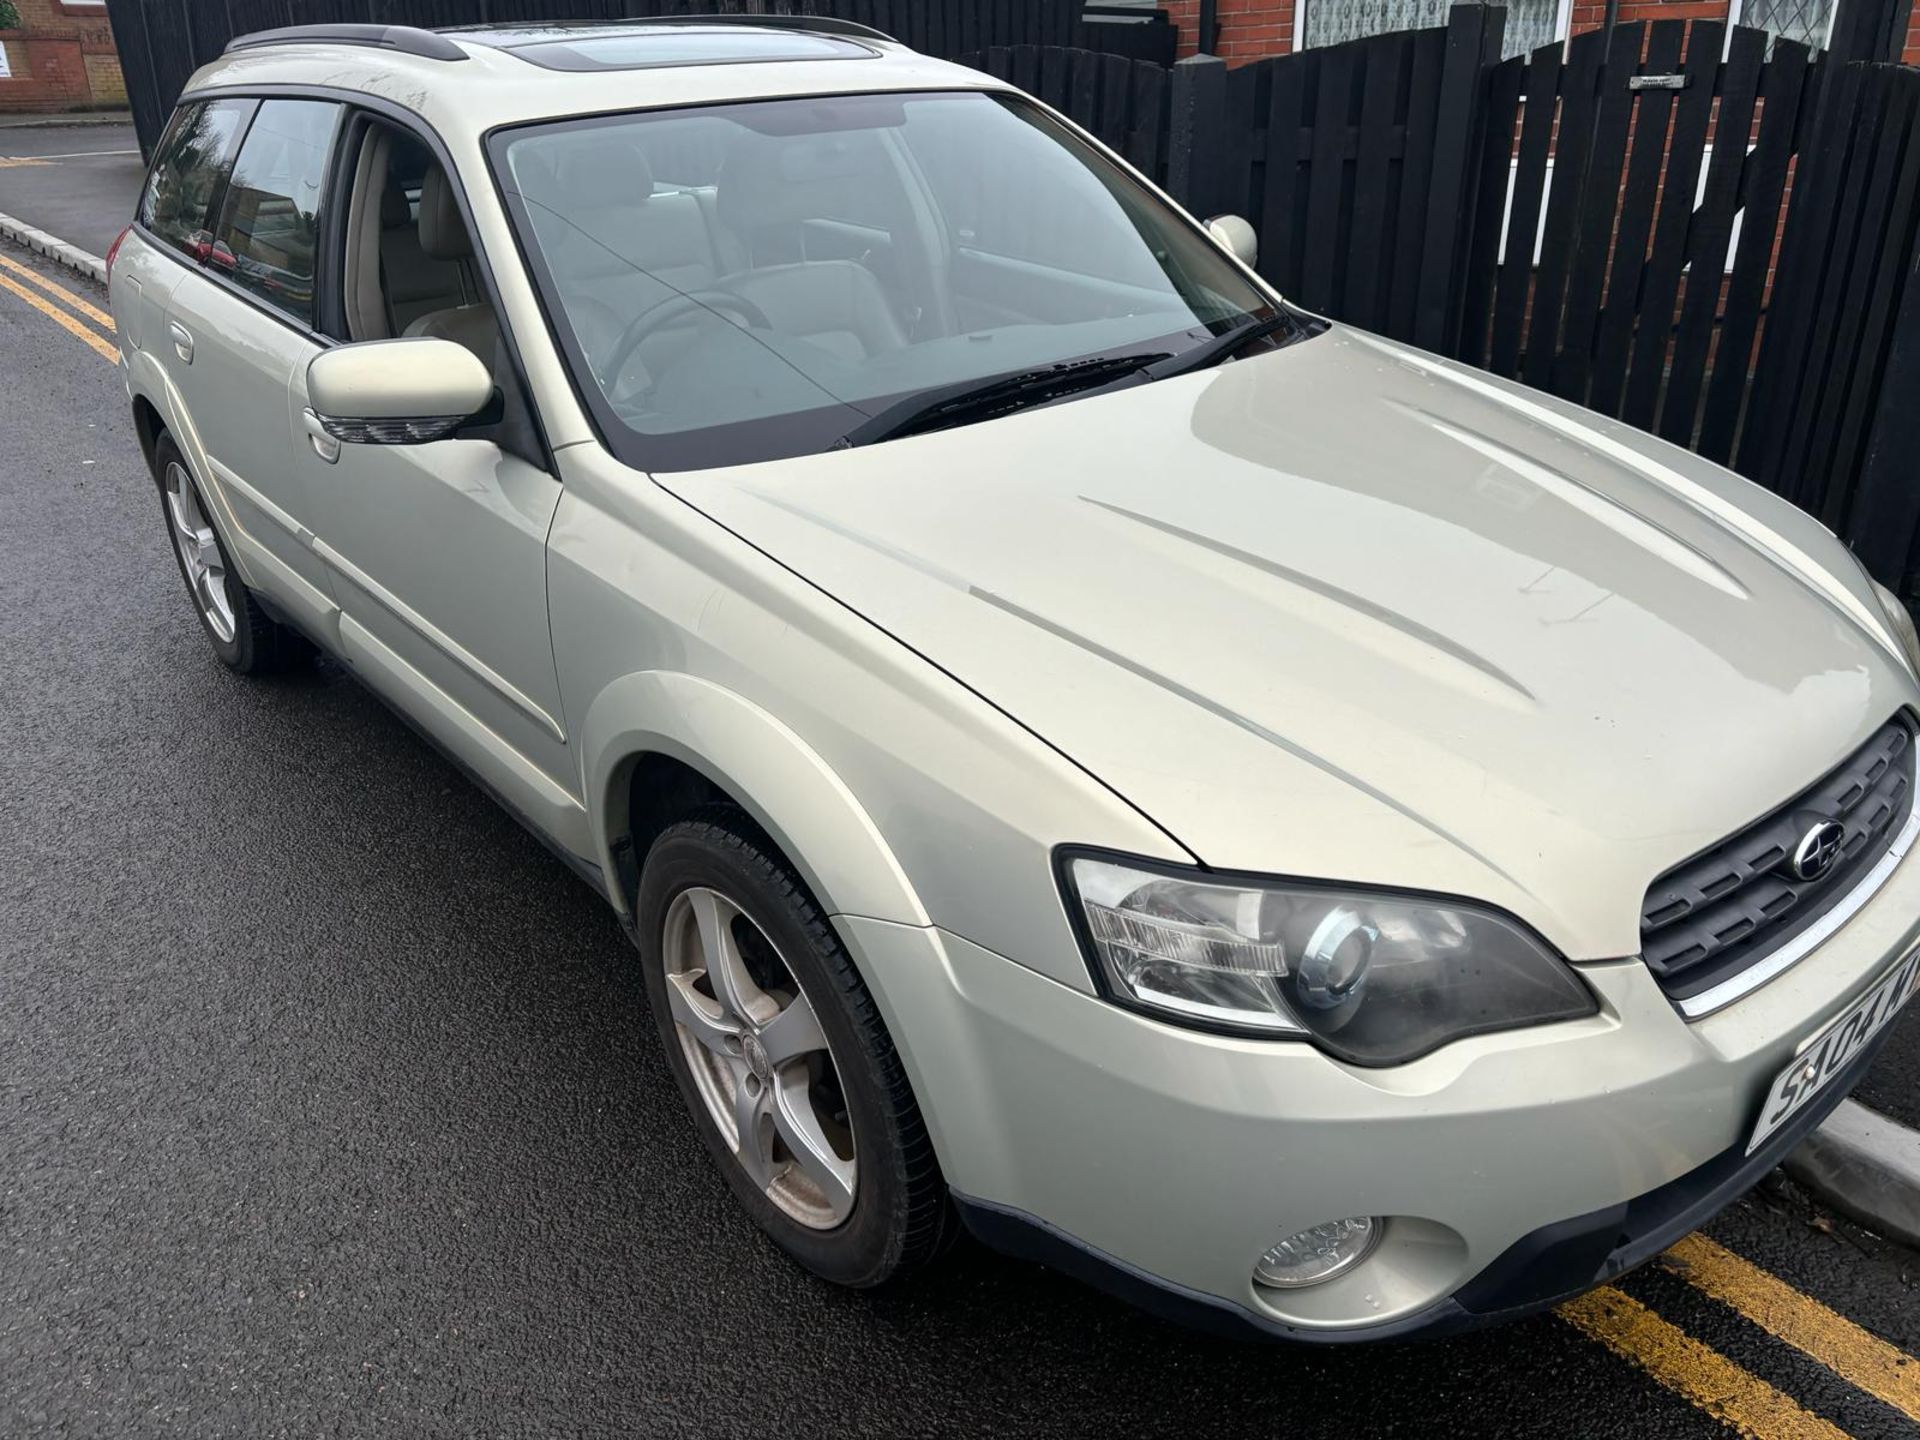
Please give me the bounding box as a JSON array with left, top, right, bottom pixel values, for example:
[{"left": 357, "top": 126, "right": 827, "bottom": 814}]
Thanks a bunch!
[
  {"left": 380, "top": 180, "right": 411, "bottom": 230},
  {"left": 716, "top": 129, "right": 891, "bottom": 241},
  {"left": 417, "top": 164, "right": 472, "bottom": 261},
  {"left": 513, "top": 132, "right": 653, "bottom": 212}
]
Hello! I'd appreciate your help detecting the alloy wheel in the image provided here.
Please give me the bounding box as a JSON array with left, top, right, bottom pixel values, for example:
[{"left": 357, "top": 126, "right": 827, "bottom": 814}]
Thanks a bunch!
[
  {"left": 660, "top": 885, "right": 858, "bottom": 1229},
  {"left": 162, "top": 460, "right": 236, "bottom": 643}
]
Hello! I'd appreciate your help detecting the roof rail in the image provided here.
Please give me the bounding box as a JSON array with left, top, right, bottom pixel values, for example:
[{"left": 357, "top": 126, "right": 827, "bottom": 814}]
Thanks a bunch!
[
  {"left": 223, "top": 24, "right": 468, "bottom": 62},
  {"left": 457, "top": 14, "right": 899, "bottom": 45}
]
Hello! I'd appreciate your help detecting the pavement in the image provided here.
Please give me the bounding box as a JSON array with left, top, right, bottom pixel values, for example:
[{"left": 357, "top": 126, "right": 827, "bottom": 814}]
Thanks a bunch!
[
  {"left": 0, "top": 120, "right": 143, "bottom": 259},
  {"left": 1858, "top": 1021, "right": 1920, "bottom": 1130},
  {"left": 6, "top": 229, "right": 1920, "bottom": 1437}
]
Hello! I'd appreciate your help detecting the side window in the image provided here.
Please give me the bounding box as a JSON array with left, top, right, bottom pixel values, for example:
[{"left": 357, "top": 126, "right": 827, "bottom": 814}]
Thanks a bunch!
[
  {"left": 211, "top": 99, "right": 343, "bottom": 327},
  {"left": 138, "top": 98, "right": 254, "bottom": 260}
]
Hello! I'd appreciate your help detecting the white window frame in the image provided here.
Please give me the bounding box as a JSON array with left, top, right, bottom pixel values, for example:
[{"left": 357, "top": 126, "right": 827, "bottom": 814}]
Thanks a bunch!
[{"left": 1293, "top": 0, "right": 1573, "bottom": 55}]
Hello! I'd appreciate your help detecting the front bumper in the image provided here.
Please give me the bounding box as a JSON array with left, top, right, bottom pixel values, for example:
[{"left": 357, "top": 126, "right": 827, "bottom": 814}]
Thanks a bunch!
[
  {"left": 950, "top": 1017, "right": 1893, "bottom": 1342},
  {"left": 838, "top": 834, "right": 1920, "bottom": 1340}
]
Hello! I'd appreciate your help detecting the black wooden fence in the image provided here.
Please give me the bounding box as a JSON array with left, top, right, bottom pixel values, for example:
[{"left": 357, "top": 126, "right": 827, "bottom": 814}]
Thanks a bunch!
[
  {"left": 1166, "top": 7, "right": 1920, "bottom": 591},
  {"left": 1749, "top": 57, "right": 1920, "bottom": 582},
  {"left": 1170, "top": 15, "right": 1483, "bottom": 357},
  {"left": 104, "top": 0, "right": 1177, "bottom": 158}
]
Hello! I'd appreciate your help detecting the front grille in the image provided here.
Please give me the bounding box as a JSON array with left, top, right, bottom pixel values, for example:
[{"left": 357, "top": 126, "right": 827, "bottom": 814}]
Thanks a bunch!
[{"left": 1640, "top": 715, "right": 1915, "bottom": 1004}]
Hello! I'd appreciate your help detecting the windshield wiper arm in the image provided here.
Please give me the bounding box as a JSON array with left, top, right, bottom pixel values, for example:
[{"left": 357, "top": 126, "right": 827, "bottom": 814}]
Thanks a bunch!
[
  {"left": 1137, "top": 311, "right": 1308, "bottom": 382},
  {"left": 835, "top": 352, "right": 1171, "bottom": 449},
  {"left": 832, "top": 311, "right": 1314, "bottom": 450}
]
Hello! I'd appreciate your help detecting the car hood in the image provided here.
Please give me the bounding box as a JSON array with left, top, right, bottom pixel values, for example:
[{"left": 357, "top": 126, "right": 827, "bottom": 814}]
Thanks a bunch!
[{"left": 656, "top": 327, "right": 1913, "bottom": 959}]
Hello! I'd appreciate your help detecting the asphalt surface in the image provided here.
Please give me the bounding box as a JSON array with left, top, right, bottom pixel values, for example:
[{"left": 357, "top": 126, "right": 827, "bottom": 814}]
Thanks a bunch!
[
  {"left": 4, "top": 240, "right": 1920, "bottom": 1439},
  {"left": 0, "top": 120, "right": 143, "bottom": 257}
]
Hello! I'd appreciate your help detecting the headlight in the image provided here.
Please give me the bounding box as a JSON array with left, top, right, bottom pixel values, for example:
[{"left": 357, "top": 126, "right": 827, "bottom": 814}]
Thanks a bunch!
[
  {"left": 1869, "top": 578, "right": 1920, "bottom": 675},
  {"left": 1059, "top": 852, "right": 1595, "bottom": 1066}
]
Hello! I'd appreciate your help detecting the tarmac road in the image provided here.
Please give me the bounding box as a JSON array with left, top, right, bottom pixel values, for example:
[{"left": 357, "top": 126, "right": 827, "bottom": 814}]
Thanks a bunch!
[
  {"left": 3, "top": 240, "right": 1920, "bottom": 1439},
  {"left": 0, "top": 119, "right": 144, "bottom": 258}
]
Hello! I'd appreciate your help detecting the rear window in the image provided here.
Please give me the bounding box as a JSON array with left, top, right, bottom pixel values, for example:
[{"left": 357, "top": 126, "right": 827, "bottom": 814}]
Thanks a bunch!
[
  {"left": 210, "top": 99, "right": 342, "bottom": 327},
  {"left": 138, "top": 98, "right": 254, "bottom": 259}
]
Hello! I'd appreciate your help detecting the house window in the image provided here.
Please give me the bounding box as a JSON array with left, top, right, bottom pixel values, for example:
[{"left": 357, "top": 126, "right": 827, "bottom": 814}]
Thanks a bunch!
[
  {"left": 1299, "top": 0, "right": 1569, "bottom": 57},
  {"left": 1730, "top": 0, "right": 1840, "bottom": 48}
]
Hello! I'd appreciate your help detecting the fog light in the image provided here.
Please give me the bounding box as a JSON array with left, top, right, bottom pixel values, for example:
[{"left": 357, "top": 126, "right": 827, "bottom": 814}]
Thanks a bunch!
[{"left": 1254, "top": 1216, "right": 1381, "bottom": 1289}]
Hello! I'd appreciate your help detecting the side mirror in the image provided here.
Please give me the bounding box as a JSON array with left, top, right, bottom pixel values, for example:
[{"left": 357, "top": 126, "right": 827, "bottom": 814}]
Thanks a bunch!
[
  {"left": 1205, "top": 213, "right": 1259, "bottom": 270},
  {"left": 306, "top": 338, "right": 494, "bottom": 447}
]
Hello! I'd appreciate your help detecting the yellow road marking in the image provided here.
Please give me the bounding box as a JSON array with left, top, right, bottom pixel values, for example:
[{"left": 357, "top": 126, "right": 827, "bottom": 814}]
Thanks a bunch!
[
  {"left": 0, "top": 156, "right": 52, "bottom": 168},
  {"left": 1559, "top": 1287, "right": 1851, "bottom": 1440},
  {"left": 0, "top": 268, "right": 119, "bottom": 363},
  {"left": 0, "top": 251, "right": 115, "bottom": 330},
  {"left": 1665, "top": 1234, "right": 1920, "bottom": 1425}
]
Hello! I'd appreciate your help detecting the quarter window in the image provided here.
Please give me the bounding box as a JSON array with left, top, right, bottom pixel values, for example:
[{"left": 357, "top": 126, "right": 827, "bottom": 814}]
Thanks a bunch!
[
  {"left": 138, "top": 98, "right": 254, "bottom": 260},
  {"left": 211, "top": 99, "right": 343, "bottom": 327}
]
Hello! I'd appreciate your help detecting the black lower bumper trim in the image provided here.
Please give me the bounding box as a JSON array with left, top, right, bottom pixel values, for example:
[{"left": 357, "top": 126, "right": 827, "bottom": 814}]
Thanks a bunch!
[{"left": 954, "top": 1023, "right": 1896, "bottom": 1344}]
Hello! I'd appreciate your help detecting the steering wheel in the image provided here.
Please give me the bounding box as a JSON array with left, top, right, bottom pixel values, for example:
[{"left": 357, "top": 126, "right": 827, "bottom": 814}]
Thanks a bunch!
[{"left": 599, "top": 289, "right": 773, "bottom": 380}]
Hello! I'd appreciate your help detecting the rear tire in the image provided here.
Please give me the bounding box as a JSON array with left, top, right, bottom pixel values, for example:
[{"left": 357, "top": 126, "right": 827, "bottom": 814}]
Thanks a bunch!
[
  {"left": 637, "top": 808, "right": 957, "bottom": 1288},
  {"left": 151, "top": 433, "right": 302, "bottom": 675}
]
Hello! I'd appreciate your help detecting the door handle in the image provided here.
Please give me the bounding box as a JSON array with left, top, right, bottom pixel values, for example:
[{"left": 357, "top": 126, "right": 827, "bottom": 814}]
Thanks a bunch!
[
  {"left": 168, "top": 321, "right": 194, "bottom": 364},
  {"left": 301, "top": 408, "right": 341, "bottom": 464}
]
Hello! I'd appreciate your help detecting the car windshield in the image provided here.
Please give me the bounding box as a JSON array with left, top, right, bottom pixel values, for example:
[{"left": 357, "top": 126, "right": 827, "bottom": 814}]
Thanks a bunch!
[{"left": 491, "top": 89, "right": 1286, "bottom": 471}]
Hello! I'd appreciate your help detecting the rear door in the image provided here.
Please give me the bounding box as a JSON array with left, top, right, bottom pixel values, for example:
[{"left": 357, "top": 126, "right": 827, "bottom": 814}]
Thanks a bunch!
[
  {"left": 157, "top": 97, "right": 344, "bottom": 636},
  {"left": 115, "top": 100, "right": 249, "bottom": 381}
]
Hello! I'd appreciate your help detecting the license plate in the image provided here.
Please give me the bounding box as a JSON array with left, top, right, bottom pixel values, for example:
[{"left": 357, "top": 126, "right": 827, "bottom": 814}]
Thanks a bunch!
[{"left": 1748, "top": 947, "right": 1920, "bottom": 1153}]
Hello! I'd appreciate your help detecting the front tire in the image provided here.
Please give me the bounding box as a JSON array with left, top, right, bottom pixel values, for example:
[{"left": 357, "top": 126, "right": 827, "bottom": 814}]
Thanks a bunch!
[
  {"left": 152, "top": 433, "right": 301, "bottom": 675},
  {"left": 637, "top": 810, "right": 955, "bottom": 1288}
]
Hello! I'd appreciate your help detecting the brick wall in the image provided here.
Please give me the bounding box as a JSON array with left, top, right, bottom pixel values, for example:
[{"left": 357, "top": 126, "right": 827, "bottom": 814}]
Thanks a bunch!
[
  {"left": 0, "top": 0, "right": 126, "bottom": 113},
  {"left": 1161, "top": 0, "right": 1301, "bottom": 58}
]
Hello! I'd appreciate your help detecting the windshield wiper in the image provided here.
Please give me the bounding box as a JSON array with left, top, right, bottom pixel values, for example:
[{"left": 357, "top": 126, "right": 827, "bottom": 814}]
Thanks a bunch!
[
  {"left": 1135, "top": 310, "right": 1308, "bottom": 383},
  {"left": 835, "top": 352, "right": 1171, "bottom": 449},
  {"left": 833, "top": 310, "right": 1316, "bottom": 450}
]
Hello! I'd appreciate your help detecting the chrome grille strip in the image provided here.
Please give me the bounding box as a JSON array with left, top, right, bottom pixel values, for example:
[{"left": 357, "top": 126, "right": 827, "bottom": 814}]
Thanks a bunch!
[{"left": 1675, "top": 778, "right": 1920, "bottom": 1018}]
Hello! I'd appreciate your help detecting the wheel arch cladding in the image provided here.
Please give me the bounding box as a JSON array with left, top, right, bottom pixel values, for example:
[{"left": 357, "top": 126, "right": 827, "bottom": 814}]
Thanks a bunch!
[
  {"left": 130, "top": 395, "right": 166, "bottom": 477},
  {"left": 584, "top": 670, "right": 931, "bottom": 929}
]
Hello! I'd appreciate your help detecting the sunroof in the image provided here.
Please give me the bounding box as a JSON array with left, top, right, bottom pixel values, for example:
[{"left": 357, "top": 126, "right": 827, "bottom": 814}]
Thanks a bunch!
[{"left": 501, "top": 26, "right": 876, "bottom": 73}]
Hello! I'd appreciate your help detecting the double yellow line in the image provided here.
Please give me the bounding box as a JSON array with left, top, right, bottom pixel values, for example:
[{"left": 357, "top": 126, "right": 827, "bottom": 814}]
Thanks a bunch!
[
  {"left": 0, "top": 249, "right": 119, "bottom": 363},
  {"left": 1561, "top": 1233, "right": 1920, "bottom": 1438}
]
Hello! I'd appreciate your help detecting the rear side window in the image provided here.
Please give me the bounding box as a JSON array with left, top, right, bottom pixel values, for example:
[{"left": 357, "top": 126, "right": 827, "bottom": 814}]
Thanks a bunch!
[
  {"left": 210, "top": 99, "right": 343, "bottom": 327},
  {"left": 138, "top": 99, "right": 253, "bottom": 260}
]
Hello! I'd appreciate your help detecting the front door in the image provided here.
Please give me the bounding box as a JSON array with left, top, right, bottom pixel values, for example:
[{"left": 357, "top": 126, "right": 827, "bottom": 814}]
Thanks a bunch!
[{"left": 291, "top": 122, "right": 582, "bottom": 851}]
